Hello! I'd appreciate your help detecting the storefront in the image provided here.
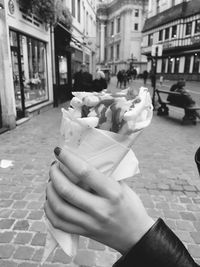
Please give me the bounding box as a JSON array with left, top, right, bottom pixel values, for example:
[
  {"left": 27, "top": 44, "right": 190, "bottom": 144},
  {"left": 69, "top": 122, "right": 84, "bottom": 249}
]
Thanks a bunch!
[
  {"left": 0, "top": 0, "right": 53, "bottom": 129},
  {"left": 9, "top": 30, "right": 49, "bottom": 119}
]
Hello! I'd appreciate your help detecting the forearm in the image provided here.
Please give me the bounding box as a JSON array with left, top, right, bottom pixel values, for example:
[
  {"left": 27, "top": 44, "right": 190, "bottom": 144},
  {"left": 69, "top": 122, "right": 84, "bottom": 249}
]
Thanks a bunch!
[{"left": 113, "top": 218, "right": 199, "bottom": 267}]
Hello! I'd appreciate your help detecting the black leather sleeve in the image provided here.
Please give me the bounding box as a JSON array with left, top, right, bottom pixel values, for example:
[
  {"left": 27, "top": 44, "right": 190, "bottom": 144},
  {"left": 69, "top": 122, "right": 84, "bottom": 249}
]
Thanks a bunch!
[{"left": 113, "top": 218, "right": 199, "bottom": 267}]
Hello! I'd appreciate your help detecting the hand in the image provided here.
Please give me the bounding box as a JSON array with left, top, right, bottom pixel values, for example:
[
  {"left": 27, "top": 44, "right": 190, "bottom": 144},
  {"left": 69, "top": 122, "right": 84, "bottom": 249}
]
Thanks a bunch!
[{"left": 44, "top": 146, "right": 154, "bottom": 255}]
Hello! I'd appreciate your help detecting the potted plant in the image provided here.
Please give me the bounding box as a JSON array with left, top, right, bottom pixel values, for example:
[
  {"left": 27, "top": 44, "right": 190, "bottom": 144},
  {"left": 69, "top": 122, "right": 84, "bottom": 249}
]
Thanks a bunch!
[{"left": 18, "top": 0, "right": 72, "bottom": 28}]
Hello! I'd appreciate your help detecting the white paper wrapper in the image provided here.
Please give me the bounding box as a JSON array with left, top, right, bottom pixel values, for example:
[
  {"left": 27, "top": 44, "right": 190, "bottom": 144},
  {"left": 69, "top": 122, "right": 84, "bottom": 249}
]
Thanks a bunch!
[{"left": 42, "top": 87, "right": 153, "bottom": 264}]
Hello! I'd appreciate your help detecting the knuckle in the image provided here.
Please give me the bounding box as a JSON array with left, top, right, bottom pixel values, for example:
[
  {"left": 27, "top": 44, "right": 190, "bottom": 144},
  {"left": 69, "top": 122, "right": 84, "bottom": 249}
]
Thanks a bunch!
[
  {"left": 61, "top": 186, "right": 76, "bottom": 202},
  {"left": 79, "top": 165, "right": 91, "bottom": 179},
  {"left": 111, "top": 188, "right": 123, "bottom": 204}
]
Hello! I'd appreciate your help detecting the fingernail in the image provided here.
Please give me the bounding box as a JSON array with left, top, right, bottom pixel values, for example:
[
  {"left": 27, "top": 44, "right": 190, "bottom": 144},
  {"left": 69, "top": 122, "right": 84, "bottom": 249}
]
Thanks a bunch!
[
  {"left": 51, "top": 160, "right": 57, "bottom": 166},
  {"left": 54, "top": 147, "right": 61, "bottom": 157}
]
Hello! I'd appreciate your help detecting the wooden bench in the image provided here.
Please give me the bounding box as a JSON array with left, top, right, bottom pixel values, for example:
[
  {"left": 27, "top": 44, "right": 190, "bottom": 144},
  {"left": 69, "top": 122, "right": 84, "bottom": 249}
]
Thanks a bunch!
[{"left": 155, "top": 89, "right": 200, "bottom": 125}]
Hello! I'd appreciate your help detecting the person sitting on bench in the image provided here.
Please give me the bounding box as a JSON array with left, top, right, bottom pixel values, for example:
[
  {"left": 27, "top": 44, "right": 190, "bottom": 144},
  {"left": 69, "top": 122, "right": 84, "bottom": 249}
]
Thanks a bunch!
[{"left": 167, "top": 79, "right": 200, "bottom": 120}]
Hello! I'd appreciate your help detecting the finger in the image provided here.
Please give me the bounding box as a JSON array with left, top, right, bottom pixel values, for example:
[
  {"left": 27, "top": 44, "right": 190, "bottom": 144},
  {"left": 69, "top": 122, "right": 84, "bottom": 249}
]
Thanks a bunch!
[
  {"left": 44, "top": 201, "right": 87, "bottom": 236},
  {"left": 54, "top": 146, "right": 121, "bottom": 199},
  {"left": 58, "top": 162, "right": 79, "bottom": 184},
  {"left": 46, "top": 181, "right": 98, "bottom": 228},
  {"left": 49, "top": 164, "right": 103, "bottom": 215}
]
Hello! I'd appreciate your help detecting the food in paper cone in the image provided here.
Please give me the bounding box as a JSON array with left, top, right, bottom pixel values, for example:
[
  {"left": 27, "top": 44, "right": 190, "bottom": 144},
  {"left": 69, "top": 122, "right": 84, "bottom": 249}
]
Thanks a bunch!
[{"left": 43, "top": 87, "right": 153, "bottom": 263}]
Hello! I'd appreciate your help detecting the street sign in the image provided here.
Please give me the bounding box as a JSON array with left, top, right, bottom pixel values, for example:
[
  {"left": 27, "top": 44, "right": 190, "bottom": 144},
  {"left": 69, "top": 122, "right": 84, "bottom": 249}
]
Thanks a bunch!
[{"left": 151, "top": 44, "right": 163, "bottom": 57}]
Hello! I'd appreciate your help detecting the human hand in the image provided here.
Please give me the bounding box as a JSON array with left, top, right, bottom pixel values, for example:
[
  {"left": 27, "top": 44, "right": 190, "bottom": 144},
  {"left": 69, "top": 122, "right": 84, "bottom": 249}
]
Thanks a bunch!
[{"left": 44, "top": 146, "right": 154, "bottom": 255}]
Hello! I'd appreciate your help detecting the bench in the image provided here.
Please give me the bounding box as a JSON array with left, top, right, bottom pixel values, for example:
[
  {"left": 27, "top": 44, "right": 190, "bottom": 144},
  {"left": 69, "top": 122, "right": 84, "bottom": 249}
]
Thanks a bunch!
[{"left": 155, "top": 89, "right": 200, "bottom": 125}]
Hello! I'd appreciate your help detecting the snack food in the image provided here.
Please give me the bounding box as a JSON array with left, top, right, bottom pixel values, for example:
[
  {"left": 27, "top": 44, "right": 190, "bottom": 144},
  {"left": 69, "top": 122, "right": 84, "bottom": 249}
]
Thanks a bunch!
[{"left": 42, "top": 86, "right": 153, "bottom": 263}]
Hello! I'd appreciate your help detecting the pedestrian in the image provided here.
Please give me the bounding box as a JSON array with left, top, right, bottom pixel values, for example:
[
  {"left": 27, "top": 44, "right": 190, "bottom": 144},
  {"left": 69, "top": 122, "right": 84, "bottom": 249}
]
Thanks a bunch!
[
  {"left": 159, "top": 75, "right": 164, "bottom": 86},
  {"left": 117, "top": 70, "right": 123, "bottom": 88},
  {"left": 45, "top": 146, "right": 199, "bottom": 267},
  {"left": 167, "top": 78, "right": 200, "bottom": 120},
  {"left": 143, "top": 70, "right": 148, "bottom": 85},
  {"left": 93, "top": 68, "right": 107, "bottom": 92},
  {"left": 73, "top": 63, "right": 93, "bottom": 92}
]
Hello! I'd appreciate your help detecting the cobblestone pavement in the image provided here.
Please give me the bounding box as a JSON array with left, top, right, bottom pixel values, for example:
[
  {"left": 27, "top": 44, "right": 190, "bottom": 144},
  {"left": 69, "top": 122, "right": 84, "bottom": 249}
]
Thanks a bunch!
[{"left": 0, "top": 79, "right": 200, "bottom": 266}]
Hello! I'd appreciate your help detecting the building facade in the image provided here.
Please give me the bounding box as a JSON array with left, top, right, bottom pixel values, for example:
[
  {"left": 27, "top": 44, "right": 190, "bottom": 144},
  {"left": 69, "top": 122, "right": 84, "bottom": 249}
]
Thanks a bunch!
[
  {"left": 96, "top": 0, "right": 148, "bottom": 75},
  {"left": 0, "top": 0, "right": 54, "bottom": 130},
  {"left": 142, "top": 0, "right": 200, "bottom": 81},
  {"left": 67, "top": 0, "right": 97, "bottom": 78}
]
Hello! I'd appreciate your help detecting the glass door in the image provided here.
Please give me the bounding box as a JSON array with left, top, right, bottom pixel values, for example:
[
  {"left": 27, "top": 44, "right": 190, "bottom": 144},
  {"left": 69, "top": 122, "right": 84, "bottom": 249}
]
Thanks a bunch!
[{"left": 10, "top": 31, "right": 25, "bottom": 120}]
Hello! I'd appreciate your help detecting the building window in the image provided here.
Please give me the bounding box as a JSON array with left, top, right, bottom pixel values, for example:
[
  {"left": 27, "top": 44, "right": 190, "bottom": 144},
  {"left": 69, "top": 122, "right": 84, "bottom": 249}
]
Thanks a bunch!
[
  {"left": 135, "top": 9, "right": 139, "bottom": 17},
  {"left": 168, "top": 57, "right": 174, "bottom": 73},
  {"left": 159, "top": 30, "right": 163, "bottom": 41},
  {"left": 174, "top": 57, "right": 180, "bottom": 73},
  {"left": 104, "top": 47, "right": 107, "bottom": 61},
  {"left": 116, "top": 44, "right": 120, "bottom": 59},
  {"left": 184, "top": 55, "right": 191, "bottom": 73},
  {"left": 171, "top": 25, "right": 177, "bottom": 38},
  {"left": 134, "top": 23, "right": 138, "bottom": 31},
  {"left": 193, "top": 53, "right": 200, "bottom": 73},
  {"left": 165, "top": 28, "right": 169, "bottom": 40},
  {"left": 171, "top": 0, "right": 175, "bottom": 6},
  {"left": 148, "top": 33, "right": 153, "bottom": 46},
  {"left": 117, "top": 17, "right": 120, "bottom": 33},
  {"left": 195, "top": 19, "right": 200, "bottom": 34},
  {"left": 111, "top": 21, "right": 114, "bottom": 35},
  {"left": 71, "top": 0, "right": 75, "bottom": 17},
  {"left": 77, "top": 0, "right": 81, "bottom": 22},
  {"left": 86, "top": 12, "right": 88, "bottom": 35},
  {"left": 156, "top": 0, "right": 160, "bottom": 13},
  {"left": 110, "top": 46, "right": 113, "bottom": 60},
  {"left": 185, "top": 22, "right": 192, "bottom": 35}
]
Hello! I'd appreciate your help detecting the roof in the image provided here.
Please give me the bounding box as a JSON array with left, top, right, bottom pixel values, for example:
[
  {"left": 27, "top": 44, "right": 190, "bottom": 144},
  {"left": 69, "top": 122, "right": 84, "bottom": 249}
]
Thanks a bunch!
[{"left": 143, "top": 0, "right": 200, "bottom": 32}]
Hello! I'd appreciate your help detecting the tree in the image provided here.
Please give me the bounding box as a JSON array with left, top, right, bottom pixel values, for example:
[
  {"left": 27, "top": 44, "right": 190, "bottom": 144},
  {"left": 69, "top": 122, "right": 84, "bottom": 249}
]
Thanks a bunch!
[{"left": 18, "top": 0, "right": 72, "bottom": 28}]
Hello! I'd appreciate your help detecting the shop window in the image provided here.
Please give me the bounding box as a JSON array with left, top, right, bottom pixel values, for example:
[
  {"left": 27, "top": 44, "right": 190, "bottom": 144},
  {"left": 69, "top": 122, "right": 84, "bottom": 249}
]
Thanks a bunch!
[
  {"left": 168, "top": 57, "right": 174, "bottom": 73},
  {"left": 148, "top": 33, "right": 153, "bottom": 46},
  {"left": 195, "top": 19, "right": 200, "bottom": 34},
  {"left": 135, "top": 9, "right": 139, "bottom": 17},
  {"left": 134, "top": 23, "right": 138, "bottom": 31},
  {"left": 185, "top": 22, "right": 192, "bottom": 35},
  {"left": 174, "top": 57, "right": 180, "bottom": 73},
  {"left": 193, "top": 53, "right": 200, "bottom": 73},
  {"left": 165, "top": 28, "right": 169, "bottom": 40},
  {"left": 171, "top": 25, "right": 177, "bottom": 38},
  {"left": 161, "top": 58, "right": 167, "bottom": 73},
  {"left": 10, "top": 30, "right": 48, "bottom": 116},
  {"left": 21, "top": 36, "right": 48, "bottom": 107},
  {"left": 184, "top": 55, "right": 191, "bottom": 73},
  {"left": 158, "top": 30, "right": 163, "bottom": 41}
]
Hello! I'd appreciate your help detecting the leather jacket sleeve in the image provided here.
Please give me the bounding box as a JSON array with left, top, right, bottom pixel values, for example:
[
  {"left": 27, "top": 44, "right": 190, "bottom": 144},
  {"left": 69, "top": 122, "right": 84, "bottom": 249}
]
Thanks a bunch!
[{"left": 113, "top": 218, "right": 199, "bottom": 267}]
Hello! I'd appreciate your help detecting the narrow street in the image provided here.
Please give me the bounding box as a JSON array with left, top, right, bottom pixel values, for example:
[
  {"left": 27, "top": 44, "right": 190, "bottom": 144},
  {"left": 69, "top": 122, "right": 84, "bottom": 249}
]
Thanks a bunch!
[{"left": 0, "top": 78, "right": 200, "bottom": 266}]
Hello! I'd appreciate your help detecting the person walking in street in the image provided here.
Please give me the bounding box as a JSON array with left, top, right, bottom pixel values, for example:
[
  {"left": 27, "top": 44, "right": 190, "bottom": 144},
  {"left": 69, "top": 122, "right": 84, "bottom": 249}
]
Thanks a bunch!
[
  {"left": 45, "top": 146, "right": 199, "bottom": 267},
  {"left": 143, "top": 70, "right": 148, "bottom": 85},
  {"left": 117, "top": 70, "right": 123, "bottom": 88},
  {"left": 73, "top": 63, "right": 93, "bottom": 92},
  {"left": 93, "top": 68, "right": 107, "bottom": 92}
]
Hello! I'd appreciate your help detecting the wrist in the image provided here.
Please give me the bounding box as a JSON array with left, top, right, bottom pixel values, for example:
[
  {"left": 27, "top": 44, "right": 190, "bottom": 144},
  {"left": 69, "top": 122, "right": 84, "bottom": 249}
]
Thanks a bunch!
[{"left": 120, "top": 216, "right": 155, "bottom": 255}]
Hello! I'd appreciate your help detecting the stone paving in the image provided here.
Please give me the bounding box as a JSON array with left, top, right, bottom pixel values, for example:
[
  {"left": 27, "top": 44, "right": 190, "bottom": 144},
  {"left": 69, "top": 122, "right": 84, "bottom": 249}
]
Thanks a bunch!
[{"left": 0, "top": 79, "right": 200, "bottom": 266}]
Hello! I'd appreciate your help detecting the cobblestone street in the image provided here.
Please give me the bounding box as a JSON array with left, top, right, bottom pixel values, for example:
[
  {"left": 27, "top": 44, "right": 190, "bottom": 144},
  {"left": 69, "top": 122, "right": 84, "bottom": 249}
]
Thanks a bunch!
[{"left": 0, "top": 79, "right": 200, "bottom": 266}]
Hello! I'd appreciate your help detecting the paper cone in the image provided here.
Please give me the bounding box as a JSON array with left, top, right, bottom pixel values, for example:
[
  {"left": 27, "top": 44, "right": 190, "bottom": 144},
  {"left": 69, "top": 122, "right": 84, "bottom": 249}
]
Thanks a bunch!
[{"left": 42, "top": 87, "right": 153, "bottom": 262}]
